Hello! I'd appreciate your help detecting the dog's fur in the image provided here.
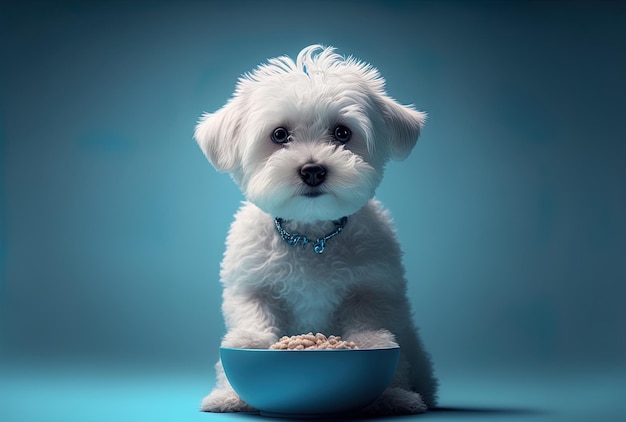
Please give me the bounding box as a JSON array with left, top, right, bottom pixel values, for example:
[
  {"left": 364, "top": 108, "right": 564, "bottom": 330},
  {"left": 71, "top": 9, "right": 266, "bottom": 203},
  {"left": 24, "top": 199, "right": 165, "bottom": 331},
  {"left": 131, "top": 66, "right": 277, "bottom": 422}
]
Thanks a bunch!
[{"left": 195, "top": 45, "right": 437, "bottom": 415}]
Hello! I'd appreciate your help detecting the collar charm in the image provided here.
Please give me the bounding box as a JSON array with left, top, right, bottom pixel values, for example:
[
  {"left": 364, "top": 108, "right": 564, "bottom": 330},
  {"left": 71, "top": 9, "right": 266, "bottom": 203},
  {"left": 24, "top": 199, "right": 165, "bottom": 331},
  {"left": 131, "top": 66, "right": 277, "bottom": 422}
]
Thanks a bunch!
[{"left": 274, "top": 217, "right": 348, "bottom": 254}]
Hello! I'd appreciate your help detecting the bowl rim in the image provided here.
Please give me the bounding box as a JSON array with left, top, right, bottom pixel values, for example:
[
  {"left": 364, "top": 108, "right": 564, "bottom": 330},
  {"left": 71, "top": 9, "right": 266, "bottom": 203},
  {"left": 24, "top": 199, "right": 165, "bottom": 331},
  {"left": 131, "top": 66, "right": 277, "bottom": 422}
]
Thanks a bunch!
[{"left": 220, "top": 346, "right": 400, "bottom": 352}]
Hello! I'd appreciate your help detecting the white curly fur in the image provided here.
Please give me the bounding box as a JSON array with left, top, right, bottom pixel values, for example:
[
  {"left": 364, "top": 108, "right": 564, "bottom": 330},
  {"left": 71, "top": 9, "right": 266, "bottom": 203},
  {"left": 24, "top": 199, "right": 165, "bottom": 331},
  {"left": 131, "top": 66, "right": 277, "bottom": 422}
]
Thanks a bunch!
[{"left": 195, "top": 45, "right": 437, "bottom": 415}]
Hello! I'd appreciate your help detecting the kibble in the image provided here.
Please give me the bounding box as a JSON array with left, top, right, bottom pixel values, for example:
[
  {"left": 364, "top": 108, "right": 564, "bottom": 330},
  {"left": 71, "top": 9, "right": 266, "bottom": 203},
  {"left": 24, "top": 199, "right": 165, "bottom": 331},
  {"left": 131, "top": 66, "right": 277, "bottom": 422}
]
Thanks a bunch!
[{"left": 269, "top": 332, "right": 358, "bottom": 350}]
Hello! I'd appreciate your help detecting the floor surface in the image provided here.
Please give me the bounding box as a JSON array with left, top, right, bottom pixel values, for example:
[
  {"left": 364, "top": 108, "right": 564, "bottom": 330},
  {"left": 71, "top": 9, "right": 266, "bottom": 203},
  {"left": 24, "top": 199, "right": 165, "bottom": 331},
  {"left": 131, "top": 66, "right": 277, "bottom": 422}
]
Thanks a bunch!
[{"left": 1, "top": 361, "right": 624, "bottom": 422}]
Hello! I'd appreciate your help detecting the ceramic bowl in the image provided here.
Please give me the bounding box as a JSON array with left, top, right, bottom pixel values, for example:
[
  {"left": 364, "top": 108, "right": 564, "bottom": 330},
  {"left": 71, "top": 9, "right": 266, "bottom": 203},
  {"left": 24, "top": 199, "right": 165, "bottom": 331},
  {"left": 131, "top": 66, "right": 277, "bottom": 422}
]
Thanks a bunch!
[{"left": 220, "top": 346, "right": 400, "bottom": 417}]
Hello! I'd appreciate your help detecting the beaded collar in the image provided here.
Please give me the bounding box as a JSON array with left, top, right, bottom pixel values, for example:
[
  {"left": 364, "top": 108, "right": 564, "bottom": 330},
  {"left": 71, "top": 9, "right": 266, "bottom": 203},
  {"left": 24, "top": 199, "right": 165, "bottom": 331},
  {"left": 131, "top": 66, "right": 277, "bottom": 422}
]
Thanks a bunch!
[{"left": 274, "top": 216, "right": 348, "bottom": 254}]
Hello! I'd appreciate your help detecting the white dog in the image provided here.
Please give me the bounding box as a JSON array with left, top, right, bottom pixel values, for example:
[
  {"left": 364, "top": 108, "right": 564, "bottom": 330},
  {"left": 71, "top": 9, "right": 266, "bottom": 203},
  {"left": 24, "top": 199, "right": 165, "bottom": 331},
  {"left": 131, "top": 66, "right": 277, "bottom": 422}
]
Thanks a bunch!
[{"left": 195, "top": 45, "right": 438, "bottom": 415}]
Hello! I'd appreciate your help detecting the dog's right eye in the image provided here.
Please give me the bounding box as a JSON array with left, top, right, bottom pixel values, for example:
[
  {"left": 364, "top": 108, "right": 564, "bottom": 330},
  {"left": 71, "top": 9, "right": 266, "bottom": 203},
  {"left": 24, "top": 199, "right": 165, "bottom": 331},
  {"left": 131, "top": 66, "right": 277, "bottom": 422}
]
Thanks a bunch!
[{"left": 271, "top": 127, "right": 290, "bottom": 144}]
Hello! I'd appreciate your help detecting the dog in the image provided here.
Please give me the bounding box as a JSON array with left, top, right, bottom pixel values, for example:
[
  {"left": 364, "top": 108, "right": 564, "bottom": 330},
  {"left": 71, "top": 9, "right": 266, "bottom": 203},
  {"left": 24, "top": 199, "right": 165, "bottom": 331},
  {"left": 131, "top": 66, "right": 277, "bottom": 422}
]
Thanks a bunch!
[{"left": 195, "top": 45, "right": 438, "bottom": 415}]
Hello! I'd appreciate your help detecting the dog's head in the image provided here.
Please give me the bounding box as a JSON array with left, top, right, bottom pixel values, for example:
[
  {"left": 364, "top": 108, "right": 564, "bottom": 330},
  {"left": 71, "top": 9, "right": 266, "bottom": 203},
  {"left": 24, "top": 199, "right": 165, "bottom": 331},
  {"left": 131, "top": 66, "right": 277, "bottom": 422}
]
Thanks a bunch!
[{"left": 195, "top": 45, "right": 425, "bottom": 223}]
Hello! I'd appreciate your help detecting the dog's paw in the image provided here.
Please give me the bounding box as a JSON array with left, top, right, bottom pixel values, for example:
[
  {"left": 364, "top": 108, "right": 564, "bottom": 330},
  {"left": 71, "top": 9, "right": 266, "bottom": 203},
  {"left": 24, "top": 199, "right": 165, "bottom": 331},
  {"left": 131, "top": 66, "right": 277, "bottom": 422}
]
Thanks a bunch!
[
  {"left": 200, "top": 388, "right": 256, "bottom": 413},
  {"left": 361, "top": 387, "right": 427, "bottom": 415},
  {"left": 221, "top": 329, "right": 277, "bottom": 349},
  {"left": 345, "top": 329, "right": 398, "bottom": 349}
]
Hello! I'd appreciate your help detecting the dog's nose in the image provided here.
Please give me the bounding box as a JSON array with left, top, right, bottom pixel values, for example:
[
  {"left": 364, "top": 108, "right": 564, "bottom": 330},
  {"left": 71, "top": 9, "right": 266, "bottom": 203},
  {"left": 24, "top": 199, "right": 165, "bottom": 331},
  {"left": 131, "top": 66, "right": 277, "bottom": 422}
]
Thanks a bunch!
[{"left": 300, "top": 163, "right": 326, "bottom": 187}]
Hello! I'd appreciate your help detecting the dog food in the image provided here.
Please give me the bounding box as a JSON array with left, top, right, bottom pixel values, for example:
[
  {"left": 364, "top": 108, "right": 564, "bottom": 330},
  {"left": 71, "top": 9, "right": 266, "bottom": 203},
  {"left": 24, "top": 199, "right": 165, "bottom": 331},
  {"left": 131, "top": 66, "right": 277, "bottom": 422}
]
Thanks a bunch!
[{"left": 270, "top": 332, "right": 358, "bottom": 350}]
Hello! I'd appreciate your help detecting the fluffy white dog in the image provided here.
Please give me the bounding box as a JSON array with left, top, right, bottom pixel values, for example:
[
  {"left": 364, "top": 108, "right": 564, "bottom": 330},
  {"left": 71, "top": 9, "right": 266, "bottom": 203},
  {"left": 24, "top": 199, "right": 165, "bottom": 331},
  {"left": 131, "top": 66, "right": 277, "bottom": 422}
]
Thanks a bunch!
[{"left": 195, "top": 45, "right": 438, "bottom": 415}]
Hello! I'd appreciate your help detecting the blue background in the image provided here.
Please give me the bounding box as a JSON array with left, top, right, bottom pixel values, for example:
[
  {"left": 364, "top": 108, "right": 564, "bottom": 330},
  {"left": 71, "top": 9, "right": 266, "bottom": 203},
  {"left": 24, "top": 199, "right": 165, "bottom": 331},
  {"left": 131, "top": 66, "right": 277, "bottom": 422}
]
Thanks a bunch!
[{"left": 1, "top": 1, "right": 625, "bottom": 421}]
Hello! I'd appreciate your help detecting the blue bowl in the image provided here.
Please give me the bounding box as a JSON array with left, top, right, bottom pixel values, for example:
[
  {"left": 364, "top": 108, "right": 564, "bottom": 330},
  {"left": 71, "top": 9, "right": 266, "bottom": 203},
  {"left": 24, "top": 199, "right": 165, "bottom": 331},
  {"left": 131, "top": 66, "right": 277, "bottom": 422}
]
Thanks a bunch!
[{"left": 220, "top": 346, "right": 400, "bottom": 417}]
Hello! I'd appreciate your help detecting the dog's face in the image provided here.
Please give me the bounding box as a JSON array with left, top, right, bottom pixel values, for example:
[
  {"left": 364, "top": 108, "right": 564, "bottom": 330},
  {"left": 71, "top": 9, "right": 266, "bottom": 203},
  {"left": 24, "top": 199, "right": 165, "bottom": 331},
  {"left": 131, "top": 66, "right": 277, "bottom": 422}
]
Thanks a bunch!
[{"left": 195, "top": 45, "right": 426, "bottom": 223}]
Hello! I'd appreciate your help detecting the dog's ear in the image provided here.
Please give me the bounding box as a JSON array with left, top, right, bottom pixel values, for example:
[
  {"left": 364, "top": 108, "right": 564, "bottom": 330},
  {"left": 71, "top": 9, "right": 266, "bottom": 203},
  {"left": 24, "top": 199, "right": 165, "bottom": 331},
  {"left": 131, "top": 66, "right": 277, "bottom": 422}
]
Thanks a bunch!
[
  {"left": 377, "top": 96, "right": 426, "bottom": 161},
  {"left": 194, "top": 101, "right": 242, "bottom": 173}
]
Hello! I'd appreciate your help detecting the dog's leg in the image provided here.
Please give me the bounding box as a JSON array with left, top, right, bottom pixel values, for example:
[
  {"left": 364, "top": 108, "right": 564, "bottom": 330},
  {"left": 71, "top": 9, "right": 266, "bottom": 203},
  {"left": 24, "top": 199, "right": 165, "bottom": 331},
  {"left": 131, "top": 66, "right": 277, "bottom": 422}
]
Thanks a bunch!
[
  {"left": 337, "top": 290, "right": 406, "bottom": 350},
  {"left": 220, "top": 288, "right": 282, "bottom": 348},
  {"left": 201, "top": 289, "right": 282, "bottom": 412},
  {"left": 200, "top": 360, "right": 256, "bottom": 412},
  {"left": 337, "top": 292, "right": 435, "bottom": 414},
  {"left": 344, "top": 328, "right": 398, "bottom": 349}
]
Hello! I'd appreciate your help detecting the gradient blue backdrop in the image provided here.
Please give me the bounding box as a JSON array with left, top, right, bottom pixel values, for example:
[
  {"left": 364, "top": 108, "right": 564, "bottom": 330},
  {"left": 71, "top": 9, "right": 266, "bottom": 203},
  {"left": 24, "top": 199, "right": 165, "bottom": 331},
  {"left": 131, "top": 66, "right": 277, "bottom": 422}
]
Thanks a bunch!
[{"left": 1, "top": 1, "right": 625, "bottom": 421}]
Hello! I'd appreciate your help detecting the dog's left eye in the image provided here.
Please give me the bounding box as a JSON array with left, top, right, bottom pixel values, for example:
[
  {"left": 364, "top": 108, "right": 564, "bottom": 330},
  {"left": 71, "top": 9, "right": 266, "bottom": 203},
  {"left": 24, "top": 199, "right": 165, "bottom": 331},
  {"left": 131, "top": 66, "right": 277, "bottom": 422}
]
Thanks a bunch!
[
  {"left": 271, "top": 127, "right": 290, "bottom": 144},
  {"left": 333, "top": 125, "right": 352, "bottom": 143}
]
